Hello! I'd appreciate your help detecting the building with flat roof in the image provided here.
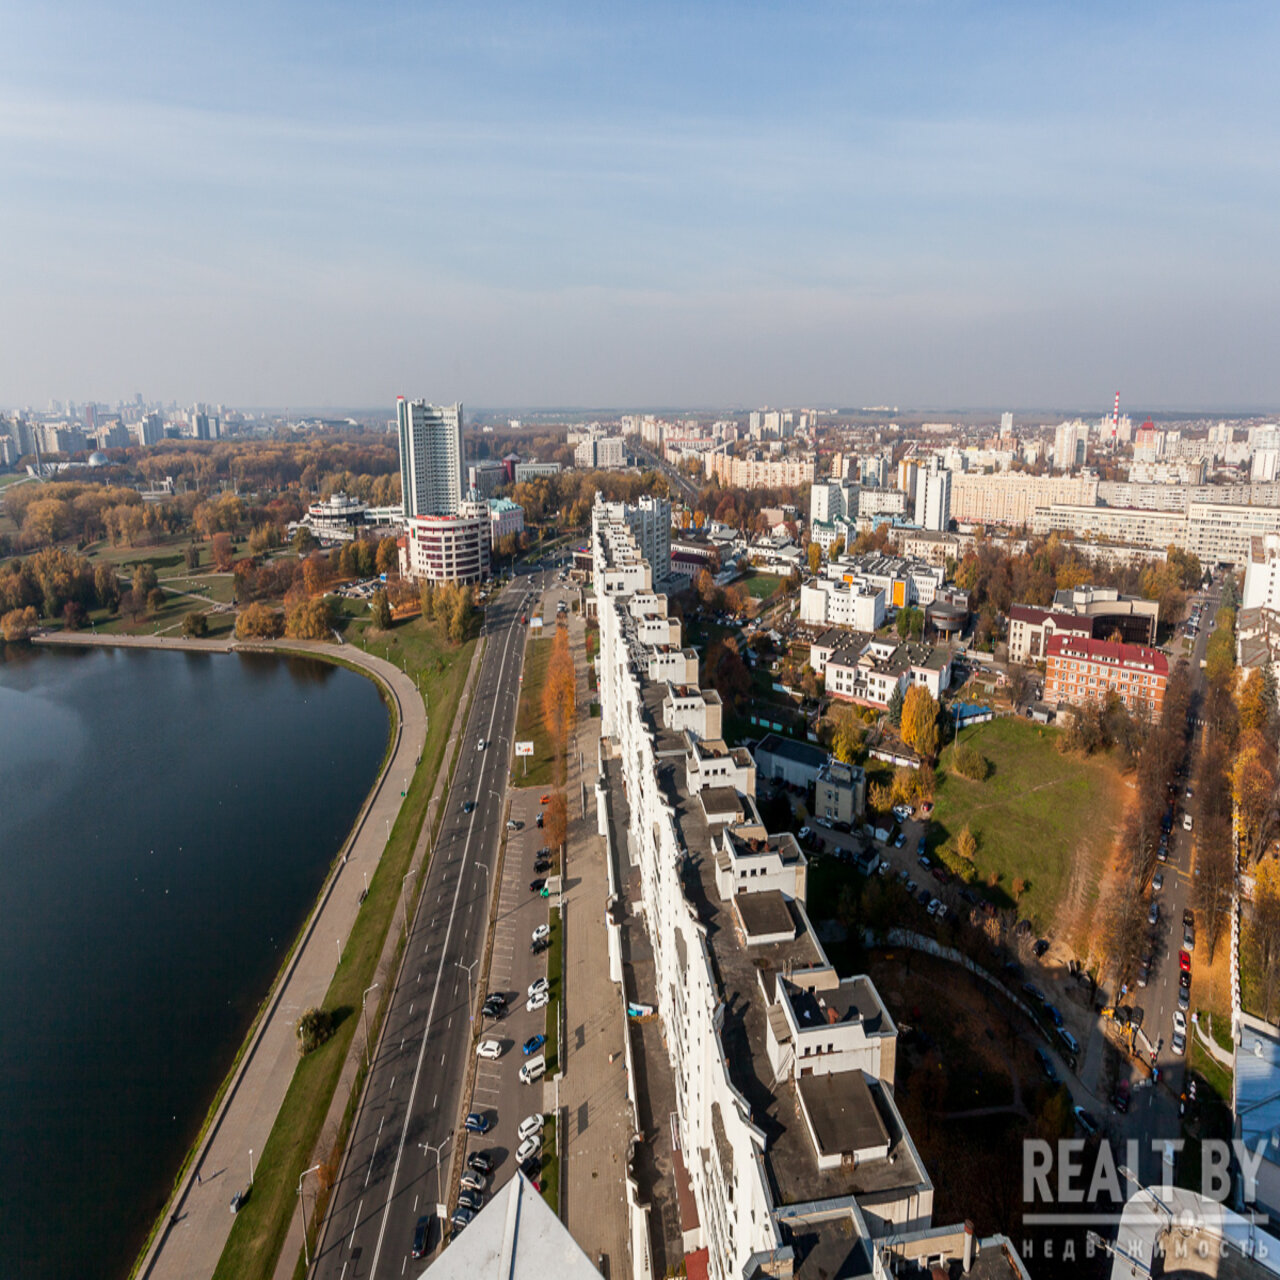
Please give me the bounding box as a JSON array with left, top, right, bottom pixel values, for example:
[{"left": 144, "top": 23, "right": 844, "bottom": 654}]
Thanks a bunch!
[
  {"left": 754, "top": 733, "right": 829, "bottom": 788},
  {"left": 398, "top": 502, "right": 491, "bottom": 584},
  {"left": 593, "top": 498, "right": 1027, "bottom": 1280},
  {"left": 815, "top": 758, "right": 866, "bottom": 826}
]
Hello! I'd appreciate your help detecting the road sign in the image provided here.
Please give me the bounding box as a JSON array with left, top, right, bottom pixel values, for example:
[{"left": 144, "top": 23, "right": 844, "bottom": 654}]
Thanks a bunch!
[{"left": 515, "top": 742, "right": 534, "bottom": 757}]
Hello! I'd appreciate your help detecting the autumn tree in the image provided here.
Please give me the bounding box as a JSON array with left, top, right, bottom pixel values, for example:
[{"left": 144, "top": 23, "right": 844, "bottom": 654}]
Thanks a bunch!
[
  {"left": 1233, "top": 729, "right": 1278, "bottom": 864},
  {"left": 829, "top": 707, "right": 865, "bottom": 764},
  {"left": 94, "top": 563, "right": 120, "bottom": 613},
  {"left": 286, "top": 596, "right": 335, "bottom": 640},
  {"left": 957, "top": 825, "right": 978, "bottom": 862},
  {"left": 1238, "top": 668, "right": 1273, "bottom": 735},
  {"left": 1247, "top": 859, "right": 1280, "bottom": 1022},
  {"left": 541, "top": 623, "right": 577, "bottom": 771},
  {"left": 375, "top": 537, "right": 399, "bottom": 576},
  {"left": 369, "top": 588, "right": 392, "bottom": 630},
  {"left": 868, "top": 781, "right": 892, "bottom": 815},
  {"left": 210, "top": 532, "right": 235, "bottom": 572},
  {"left": 182, "top": 612, "right": 209, "bottom": 638},
  {"left": 1, "top": 605, "right": 40, "bottom": 642},
  {"left": 146, "top": 587, "right": 167, "bottom": 615},
  {"left": 901, "top": 686, "right": 940, "bottom": 760},
  {"left": 807, "top": 542, "right": 822, "bottom": 575},
  {"left": 235, "top": 602, "right": 285, "bottom": 639},
  {"left": 544, "top": 791, "right": 568, "bottom": 852}
]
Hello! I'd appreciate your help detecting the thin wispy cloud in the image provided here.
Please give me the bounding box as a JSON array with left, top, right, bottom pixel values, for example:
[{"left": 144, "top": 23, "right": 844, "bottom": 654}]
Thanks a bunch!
[{"left": 0, "top": 1, "right": 1277, "bottom": 408}]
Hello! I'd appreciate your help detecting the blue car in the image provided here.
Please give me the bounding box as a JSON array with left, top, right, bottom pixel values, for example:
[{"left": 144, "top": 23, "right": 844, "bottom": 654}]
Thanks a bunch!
[
  {"left": 464, "top": 1112, "right": 491, "bottom": 1134},
  {"left": 522, "top": 1034, "right": 546, "bottom": 1057},
  {"left": 1044, "top": 1004, "right": 1064, "bottom": 1028}
]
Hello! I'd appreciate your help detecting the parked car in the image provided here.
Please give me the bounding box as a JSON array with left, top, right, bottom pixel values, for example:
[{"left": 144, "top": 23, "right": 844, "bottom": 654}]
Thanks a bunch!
[
  {"left": 536, "top": 813, "right": 544, "bottom": 828},
  {"left": 476, "top": 1039, "right": 502, "bottom": 1060},
  {"left": 1172, "top": 1031, "right": 1187, "bottom": 1055},
  {"left": 1152, "top": 871, "right": 1164, "bottom": 892},
  {"left": 1022, "top": 983, "right": 1045, "bottom": 1004},
  {"left": 1179, "top": 949, "right": 1192, "bottom": 972},
  {"left": 530, "top": 878, "right": 546, "bottom": 893},
  {"left": 1033, "top": 939, "right": 1050, "bottom": 958},
  {"left": 1035, "top": 1048, "right": 1058, "bottom": 1084},
  {"left": 464, "top": 1112, "right": 491, "bottom": 1134},
  {"left": 522, "top": 1034, "right": 546, "bottom": 1056},
  {"left": 467, "top": 1151, "right": 494, "bottom": 1175},
  {"left": 1173, "top": 1009, "right": 1187, "bottom": 1037},
  {"left": 1147, "top": 901, "right": 1159, "bottom": 927},
  {"left": 528, "top": 977, "right": 549, "bottom": 999},
  {"left": 540, "top": 794, "right": 552, "bottom": 805},
  {"left": 460, "top": 1172, "right": 485, "bottom": 1193},
  {"left": 458, "top": 1189, "right": 483, "bottom": 1212},
  {"left": 506, "top": 819, "right": 521, "bottom": 831},
  {"left": 517, "top": 1135, "right": 542, "bottom": 1163},
  {"left": 532, "top": 924, "right": 550, "bottom": 944},
  {"left": 894, "top": 832, "right": 907, "bottom": 849},
  {"left": 1044, "top": 1004, "right": 1065, "bottom": 1028},
  {"left": 1073, "top": 1107, "right": 1099, "bottom": 1136},
  {"left": 527, "top": 990, "right": 550, "bottom": 1013},
  {"left": 518, "top": 1114, "right": 544, "bottom": 1143},
  {"left": 1183, "top": 926, "right": 1195, "bottom": 952},
  {"left": 412, "top": 1213, "right": 432, "bottom": 1257},
  {"left": 452, "top": 1206, "right": 474, "bottom": 1230}
]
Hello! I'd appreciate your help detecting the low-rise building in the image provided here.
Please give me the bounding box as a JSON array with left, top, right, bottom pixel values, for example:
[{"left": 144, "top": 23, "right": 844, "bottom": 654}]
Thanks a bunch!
[
  {"left": 1043, "top": 634, "right": 1168, "bottom": 717},
  {"left": 513, "top": 460, "right": 561, "bottom": 482},
  {"left": 799, "top": 577, "right": 885, "bottom": 630},
  {"left": 754, "top": 732, "right": 828, "bottom": 788},
  {"left": 826, "top": 639, "right": 952, "bottom": 709},
  {"left": 814, "top": 758, "right": 866, "bottom": 826},
  {"left": 486, "top": 497, "right": 524, "bottom": 543}
]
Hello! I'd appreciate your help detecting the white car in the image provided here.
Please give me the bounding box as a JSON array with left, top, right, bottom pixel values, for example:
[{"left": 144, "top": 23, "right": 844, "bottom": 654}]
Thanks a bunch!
[
  {"left": 526, "top": 991, "right": 550, "bottom": 1014},
  {"left": 517, "top": 1114, "right": 544, "bottom": 1143},
  {"left": 531, "top": 924, "right": 550, "bottom": 944},
  {"left": 477, "top": 738, "right": 487, "bottom": 751},
  {"left": 476, "top": 1039, "right": 502, "bottom": 1060},
  {"left": 516, "top": 1135, "right": 542, "bottom": 1164},
  {"left": 1173, "top": 1010, "right": 1187, "bottom": 1037},
  {"left": 893, "top": 804, "right": 912, "bottom": 822},
  {"left": 528, "top": 977, "right": 549, "bottom": 999}
]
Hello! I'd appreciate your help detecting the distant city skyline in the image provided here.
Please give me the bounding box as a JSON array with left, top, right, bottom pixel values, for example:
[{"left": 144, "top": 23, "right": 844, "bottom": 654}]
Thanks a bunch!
[{"left": 3, "top": 3, "right": 1278, "bottom": 409}]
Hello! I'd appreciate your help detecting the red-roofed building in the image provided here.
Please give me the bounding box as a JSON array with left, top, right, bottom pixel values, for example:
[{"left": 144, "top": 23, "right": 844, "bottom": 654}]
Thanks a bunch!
[
  {"left": 1006, "top": 605, "right": 1093, "bottom": 664},
  {"left": 1044, "top": 634, "right": 1168, "bottom": 717}
]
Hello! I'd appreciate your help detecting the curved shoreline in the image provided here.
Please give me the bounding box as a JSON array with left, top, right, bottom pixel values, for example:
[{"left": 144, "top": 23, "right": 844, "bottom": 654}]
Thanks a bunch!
[{"left": 31, "top": 630, "right": 426, "bottom": 1280}]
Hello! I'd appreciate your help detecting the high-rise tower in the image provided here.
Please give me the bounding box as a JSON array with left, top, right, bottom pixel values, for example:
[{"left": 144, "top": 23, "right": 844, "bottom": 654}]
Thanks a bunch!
[{"left": 397, "top": 399, "right": 464, "bottom": 517}]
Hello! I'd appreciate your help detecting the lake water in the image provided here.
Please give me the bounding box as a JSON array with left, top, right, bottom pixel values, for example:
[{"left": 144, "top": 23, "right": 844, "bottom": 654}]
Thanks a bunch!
[{"left": 0, "top": 645, "right": 389, "bottom": 1279}]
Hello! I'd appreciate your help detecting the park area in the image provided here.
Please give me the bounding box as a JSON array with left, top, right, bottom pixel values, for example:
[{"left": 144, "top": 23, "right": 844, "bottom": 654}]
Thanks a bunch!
[{"left": 930, "top": 716, "right": 1128, "bottom": 932}]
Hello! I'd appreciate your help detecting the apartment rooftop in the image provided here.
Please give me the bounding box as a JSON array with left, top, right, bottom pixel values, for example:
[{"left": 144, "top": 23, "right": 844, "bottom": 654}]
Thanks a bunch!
[
  {"left": 637, "top": 671, "right": 929, "bottom": 1212},
  {"left": 782, "top": 976, "right": 889, "bottom": 1036}
]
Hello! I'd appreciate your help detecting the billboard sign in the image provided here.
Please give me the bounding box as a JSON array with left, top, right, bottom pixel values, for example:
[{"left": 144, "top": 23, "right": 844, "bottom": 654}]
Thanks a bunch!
[{"left": 515, "top": 741, "right": 535, "bottom": 757}]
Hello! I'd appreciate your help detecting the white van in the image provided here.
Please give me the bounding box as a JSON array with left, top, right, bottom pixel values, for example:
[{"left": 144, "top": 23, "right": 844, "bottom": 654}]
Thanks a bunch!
[
  {"left": 1183, "top": 813, "right": 1193, "bottom": 831},
  {"left": 519, "top": 1055, "right": 546, "bottom": 1085}
]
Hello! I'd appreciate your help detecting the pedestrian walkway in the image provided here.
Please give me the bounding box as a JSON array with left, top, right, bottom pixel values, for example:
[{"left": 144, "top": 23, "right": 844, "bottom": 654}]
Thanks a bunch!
[
  {"left": 270, "top": 638, "right": 486, "bottom": 1280},
  {"left": 38, "top": 634, "right": 432, "bottom": 1280},
  {"left": 555, "top": 608, "right": 633, "bottom": 1276}
]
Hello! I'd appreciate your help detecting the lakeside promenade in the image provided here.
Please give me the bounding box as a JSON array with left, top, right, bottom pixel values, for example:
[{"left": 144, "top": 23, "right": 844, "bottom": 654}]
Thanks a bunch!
[{"left": 32, "top": 631, "right": 432, "bottom": 1279}]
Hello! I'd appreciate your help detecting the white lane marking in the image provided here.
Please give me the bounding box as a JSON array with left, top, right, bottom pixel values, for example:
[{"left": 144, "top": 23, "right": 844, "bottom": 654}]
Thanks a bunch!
[{"left": 349, "top": 1199, "right": 363, "bottom": 1250}]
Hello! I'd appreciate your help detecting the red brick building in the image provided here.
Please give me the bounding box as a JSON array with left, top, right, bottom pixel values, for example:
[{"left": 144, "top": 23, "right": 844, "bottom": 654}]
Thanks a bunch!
[{"left": 1044, "top": 634, "right": 1168, "bottom": 718}]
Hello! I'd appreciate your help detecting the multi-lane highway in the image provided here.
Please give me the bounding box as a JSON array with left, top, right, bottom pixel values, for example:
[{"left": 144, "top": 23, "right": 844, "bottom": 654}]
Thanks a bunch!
[{"left": 312, "top": 564, "right": 550, "bottom": 1278}]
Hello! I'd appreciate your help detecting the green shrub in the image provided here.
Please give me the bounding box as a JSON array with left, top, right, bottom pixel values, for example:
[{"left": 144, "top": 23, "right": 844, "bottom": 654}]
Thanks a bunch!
[{"left": 296, "top": 1007, "right": 335, "bottom": 1056}]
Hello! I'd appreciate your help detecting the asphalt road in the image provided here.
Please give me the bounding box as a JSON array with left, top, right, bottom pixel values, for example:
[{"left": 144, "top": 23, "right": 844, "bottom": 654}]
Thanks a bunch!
[{"left": 311, "top": 562, "right": 555, "bottom": 1279}]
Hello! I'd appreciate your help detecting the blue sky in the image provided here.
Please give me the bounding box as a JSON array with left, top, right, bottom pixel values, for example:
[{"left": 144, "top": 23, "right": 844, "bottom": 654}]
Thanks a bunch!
[{"left": 2, "top": 2, "right": 1277, "bottom": 411}]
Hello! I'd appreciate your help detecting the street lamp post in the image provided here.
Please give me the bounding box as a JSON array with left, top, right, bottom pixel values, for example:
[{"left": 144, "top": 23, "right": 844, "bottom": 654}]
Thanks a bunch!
[
  {"left": 297, "top": 1163, "right": 323, "bottom": 1267},
  {"left": 402, "top": 869, "right": 415, "bottom": 940},
  {"left": 419, "top": 1135, "right": 452, "bottom": 1219},
  {"left": 457, "top": 959, "right": 479, "bottom": 1025},
  {"left": 248, "top": 1148, "right": 254, "bottom": 1187},
  {"left": 362, "top": 982, "right": 380, "bottom": 1066}
]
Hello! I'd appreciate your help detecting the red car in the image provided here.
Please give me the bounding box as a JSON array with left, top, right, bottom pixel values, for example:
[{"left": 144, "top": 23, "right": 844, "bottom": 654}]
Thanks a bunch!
[
  {"left": 540, "top": 794, "right": 551, "bottom": 805},
  {"left": 1179, "top": 950, "right": 1192, "bottom": 973}
]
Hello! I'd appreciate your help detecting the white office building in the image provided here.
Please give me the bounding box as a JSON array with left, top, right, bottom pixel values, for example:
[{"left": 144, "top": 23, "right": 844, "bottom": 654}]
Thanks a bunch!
[{"left": 397, "top": 399, "right": 464, "bottom": 517}]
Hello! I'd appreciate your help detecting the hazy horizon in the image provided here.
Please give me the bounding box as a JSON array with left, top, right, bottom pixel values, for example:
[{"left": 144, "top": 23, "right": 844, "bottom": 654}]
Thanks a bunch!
[{"left": 4, "top": 3, "right": 1277, "bottom": 410}]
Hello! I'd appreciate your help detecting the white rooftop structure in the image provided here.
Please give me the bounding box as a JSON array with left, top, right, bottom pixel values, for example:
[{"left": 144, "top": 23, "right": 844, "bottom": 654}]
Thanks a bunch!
[{"left": 418, "top": 1174, "right": 600, "bottom": 1279}]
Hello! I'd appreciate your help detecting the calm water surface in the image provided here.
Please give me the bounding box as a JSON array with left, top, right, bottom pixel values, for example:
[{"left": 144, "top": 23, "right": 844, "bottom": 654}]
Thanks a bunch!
[{"left": 0, "top": 645, "right": 389, "bottom": 1279}]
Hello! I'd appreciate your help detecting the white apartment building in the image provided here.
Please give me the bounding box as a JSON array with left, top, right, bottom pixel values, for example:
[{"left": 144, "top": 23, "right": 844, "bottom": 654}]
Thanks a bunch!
[
  {"left": 574, "top": 435, "right": 627, "bottom": 469},
  {"left": 592, "top": 501, "right": 1025, "bottom": 1280},
  {"left": 824, "top": 554, "right": 946, "bottom": 608},
  {"left": 703, "top": 450, "right": 815, "bottom": 489},
  {"left": 914, "top": 467, "right": 951, "bottom": 531},
  {"left": 950, "top": 471, "right": 1099, "bottom": 527},
  {"left": 1032, "top": 503, "right": 1187, "bottom": 549},
  {"left": 1052, "top": 421, "right": 1088, "bottom": 471},
  {"left": 397, "top": 399, "right": 464, "bottom": 517},
  {"left": 799, "top": 578, "right": 885, "bottom": 630},
  {"left": 1128, "top": 459, "right": 1207, "bottom": 486},
  {"left": 1243, "top": 534, "right": 1280, "bottom": 613}
]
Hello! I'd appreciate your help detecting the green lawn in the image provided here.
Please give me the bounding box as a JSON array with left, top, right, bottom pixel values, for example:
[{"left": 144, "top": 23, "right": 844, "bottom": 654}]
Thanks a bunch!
[
  {"left": 931, "top": 717, "right": 1127, "bottom": 929},
  {"left": 510, "top": 632, "right": 555, "bottom": 788},
  {"left": 545, "top": 906, "right": 563, "bottom": 1074},
  {"left": 206, "top": 622, "right": 476, "bottom": 1280},
  {"left": 740, "top": 570, "right": 782, "bottom": 601}
]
